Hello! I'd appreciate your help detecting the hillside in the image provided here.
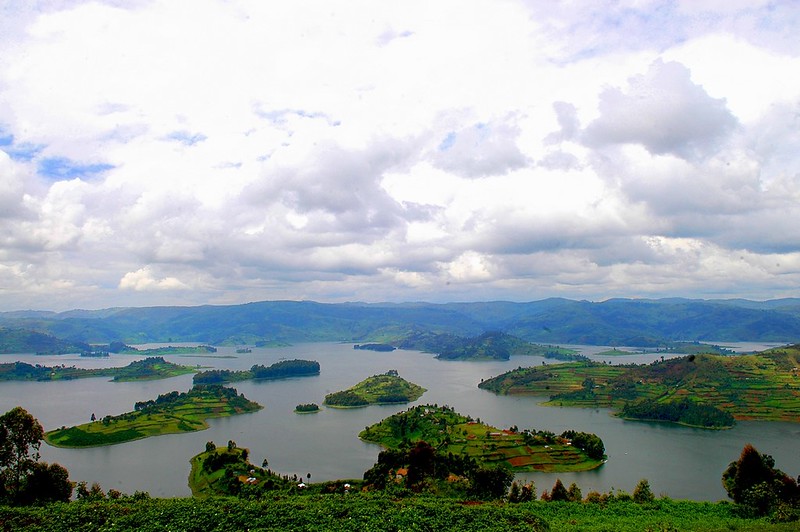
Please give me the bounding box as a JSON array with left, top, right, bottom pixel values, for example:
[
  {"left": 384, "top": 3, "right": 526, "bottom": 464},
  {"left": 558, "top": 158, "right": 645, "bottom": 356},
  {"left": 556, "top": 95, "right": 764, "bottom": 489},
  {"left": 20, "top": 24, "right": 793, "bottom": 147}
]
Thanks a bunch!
[
  {"left": 1, "top": 298, "right": 800, "bottom": 346},
  {"left": 397, "top": 330, "right": 583, "bottom": 361},
  {"left": 324, "top": 372, "right": 426, "bottom": 407},
  {"left": 479, "top": 345, "right": 800, "bottom": 424}
]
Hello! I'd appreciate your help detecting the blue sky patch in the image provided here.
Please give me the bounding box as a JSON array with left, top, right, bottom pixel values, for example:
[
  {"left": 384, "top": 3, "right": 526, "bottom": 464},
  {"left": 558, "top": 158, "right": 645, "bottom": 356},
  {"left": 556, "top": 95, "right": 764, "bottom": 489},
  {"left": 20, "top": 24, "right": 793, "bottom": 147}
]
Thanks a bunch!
[
  {"left": 166, "top": 131, "right": 207, "bottom": 145},
  {"left": 38, "top": 157, "right": 115, "bottom": 179}
]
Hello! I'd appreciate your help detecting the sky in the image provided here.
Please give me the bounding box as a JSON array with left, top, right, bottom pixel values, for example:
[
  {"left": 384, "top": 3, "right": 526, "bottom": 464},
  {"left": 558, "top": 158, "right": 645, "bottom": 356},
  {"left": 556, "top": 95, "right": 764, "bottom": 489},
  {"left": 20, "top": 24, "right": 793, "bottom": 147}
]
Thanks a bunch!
[{"left": 1, "top": 0, "right": 799, "bottom": 311}]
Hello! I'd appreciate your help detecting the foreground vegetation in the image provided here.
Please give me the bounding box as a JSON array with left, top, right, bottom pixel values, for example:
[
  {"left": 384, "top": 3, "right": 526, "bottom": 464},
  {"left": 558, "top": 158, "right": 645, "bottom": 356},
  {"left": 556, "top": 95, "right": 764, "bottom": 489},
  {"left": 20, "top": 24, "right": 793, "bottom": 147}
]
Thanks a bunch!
[
  {"left": 2, "top": 493, "right": 799, "bottom": 531},
  {"left": 0, "top": 357, "right": 196, "bottom": 382},
  {"left": 479, "top": 345, "right": 800, "bottom": 426},
  {"left": 324, "top": 371, "right": 426, "bottom": 407},
  {"left": 44, "top": 385, "right": 261, "bottom": 448},
  {"left": 360, "top": 404, "right": 605, "bottom": 472},
  {"left": 193, "top": 359, "right": 320, "bottom": 384}
]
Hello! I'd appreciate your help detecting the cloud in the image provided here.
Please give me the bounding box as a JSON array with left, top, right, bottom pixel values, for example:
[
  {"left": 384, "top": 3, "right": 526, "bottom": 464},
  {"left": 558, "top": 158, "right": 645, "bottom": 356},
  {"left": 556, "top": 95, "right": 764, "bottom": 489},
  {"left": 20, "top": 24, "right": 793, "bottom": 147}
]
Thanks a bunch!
[
  {"left": 583, "top": 60, "right": 737, "bottom": 160},
  {"left": 119, "top": 266, "right": 189, "bottom": 291},
  {"left": 1, "top": 1, "right": 800, "bottom": 310}
]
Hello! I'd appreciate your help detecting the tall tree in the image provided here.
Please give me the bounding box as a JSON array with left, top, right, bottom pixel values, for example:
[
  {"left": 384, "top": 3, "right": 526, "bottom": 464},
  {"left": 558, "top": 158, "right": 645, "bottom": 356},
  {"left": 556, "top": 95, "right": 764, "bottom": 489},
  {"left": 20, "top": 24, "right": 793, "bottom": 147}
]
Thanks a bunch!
[{"left": 0, "top": 407, "right": 44, "bottom": 501}]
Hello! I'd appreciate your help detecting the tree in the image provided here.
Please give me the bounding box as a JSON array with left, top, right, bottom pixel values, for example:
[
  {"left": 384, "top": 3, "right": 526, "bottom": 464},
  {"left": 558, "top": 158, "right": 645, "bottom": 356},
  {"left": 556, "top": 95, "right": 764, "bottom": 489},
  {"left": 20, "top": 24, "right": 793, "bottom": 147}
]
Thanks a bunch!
[
  {"left": 0, "top": 407, "right": 44, "bottom": 502},
  {"left": 722, "top": 443, "right": 800, "bottom": 515},
  {"left": 18, "top": 462, "right": 72, "bottom": 504},
  {"left": 550, "top": 478, "right": 569, "bottom": 501},
  {"left": 468, "top": 465, "right": 513, "bottom": 500},
  {"left": 633, "top": 478, "right": 655, "bottom": 504},
  {"left": 205, "top": 441, "right": 216, "bottom": 453}
]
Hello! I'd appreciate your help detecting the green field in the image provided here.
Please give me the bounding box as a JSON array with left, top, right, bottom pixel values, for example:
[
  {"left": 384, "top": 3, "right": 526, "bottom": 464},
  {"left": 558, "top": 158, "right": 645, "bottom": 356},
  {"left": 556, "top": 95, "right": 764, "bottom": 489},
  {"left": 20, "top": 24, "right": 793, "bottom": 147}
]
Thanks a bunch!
[
  {"left": 324, "top": 371, "right": 426, "bottom": 407},
  {"left": 360, "top": 404, "right": 605, "bottom": 472},
  {"left": 479, "top": 345, "right": 800, "bottom": 424},
  {"left": 44, "top": 385, "right": 261, "bottom": 448}
]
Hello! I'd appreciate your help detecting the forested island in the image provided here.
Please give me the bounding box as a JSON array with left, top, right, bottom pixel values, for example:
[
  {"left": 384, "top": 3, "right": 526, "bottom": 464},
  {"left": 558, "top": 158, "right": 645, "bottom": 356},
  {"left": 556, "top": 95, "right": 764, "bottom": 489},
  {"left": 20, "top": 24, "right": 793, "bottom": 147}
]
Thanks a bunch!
[
  {"left": 397, "top": 331, "right": 586, "bottom": 361},
  {"left": 0, "top": 357, "right": 196, "bottom": 382},
  {"left": 193, "top": 359, "right": 320, "bottom": 384},
  {"left": 479, "top": 344, "right": 800, "bottom": 427},
  {"left": 294, "top": 403, "right": 320, "bottom": 413},
  {"left": 360, "top": 404, "right": 605, "bottom": 472},
  {"left": 44, "top": 385, "right": 261, "bottom": 448},
  {"left": 353, "top": 343, "right": 396, "bottom": 352},
  {"left": 323, "top": 371, "right": 426, "bottom": 407}
]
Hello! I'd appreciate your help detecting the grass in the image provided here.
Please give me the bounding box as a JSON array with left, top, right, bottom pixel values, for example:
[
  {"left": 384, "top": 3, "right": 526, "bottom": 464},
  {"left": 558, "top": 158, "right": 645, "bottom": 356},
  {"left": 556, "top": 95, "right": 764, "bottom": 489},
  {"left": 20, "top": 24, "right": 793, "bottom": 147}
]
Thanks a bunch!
[{"left": 324, "top": 372, "right": 426, "bottom": 407}]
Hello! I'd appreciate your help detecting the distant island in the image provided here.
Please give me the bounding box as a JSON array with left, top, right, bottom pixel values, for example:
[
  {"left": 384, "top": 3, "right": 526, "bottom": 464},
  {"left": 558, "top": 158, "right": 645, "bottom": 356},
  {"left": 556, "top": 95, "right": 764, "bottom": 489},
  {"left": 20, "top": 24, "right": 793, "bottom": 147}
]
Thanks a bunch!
[
  {"left": 479, "top": 344, "right": 800, "bottom": 427},
  {"left": 193, "top": 359, "right": 320, "bottom": 384},
  {"left": 353, "top": 343, "right": 396, "bottom": 352},
  {"left": 0, "top": 357, "right": 196, "bottom": 382},
  {"left": 45, "top": 385, "right": 261, "bottom": 448},
  {"left": 360, "top": 404, "right": 605, "bottom": 472},
  {"left": 324, "top": 371, "right": 426, "bottom": 407},
  {"left": 397, "top": 331, "right": 586, "bottom": 361},
  {"left": 294, "top": 403, "right": 320, "bottom": 413}
]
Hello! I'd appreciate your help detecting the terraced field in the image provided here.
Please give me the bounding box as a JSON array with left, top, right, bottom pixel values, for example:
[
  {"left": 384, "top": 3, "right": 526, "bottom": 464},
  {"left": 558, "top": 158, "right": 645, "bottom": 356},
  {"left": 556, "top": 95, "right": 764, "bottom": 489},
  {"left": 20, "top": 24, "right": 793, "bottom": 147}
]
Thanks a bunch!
[
  {"left": 479, "top": 345, "right": 800, "bottom": 423},
  {"left": 360, "top": 404, "right": 604, "bottom": 472}
]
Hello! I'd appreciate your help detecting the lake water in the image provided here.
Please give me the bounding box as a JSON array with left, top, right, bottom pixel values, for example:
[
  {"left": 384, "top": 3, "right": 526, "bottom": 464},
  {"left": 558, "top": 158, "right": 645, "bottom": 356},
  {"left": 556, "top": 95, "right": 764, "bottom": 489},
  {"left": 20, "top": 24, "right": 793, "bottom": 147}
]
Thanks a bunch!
[{"left": 0, "top": 342, "right": 797, "bottom": 501}]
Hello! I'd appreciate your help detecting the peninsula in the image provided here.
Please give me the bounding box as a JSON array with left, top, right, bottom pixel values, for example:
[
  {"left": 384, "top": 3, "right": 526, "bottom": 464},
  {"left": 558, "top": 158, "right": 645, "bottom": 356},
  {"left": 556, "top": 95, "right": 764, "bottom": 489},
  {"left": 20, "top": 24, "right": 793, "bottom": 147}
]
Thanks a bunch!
[
  {"left": 0, "top": 357, "right": 196, "bottom": 382},
  {"left": 478, "top": 344, "right": 800, "bottom": 426}
]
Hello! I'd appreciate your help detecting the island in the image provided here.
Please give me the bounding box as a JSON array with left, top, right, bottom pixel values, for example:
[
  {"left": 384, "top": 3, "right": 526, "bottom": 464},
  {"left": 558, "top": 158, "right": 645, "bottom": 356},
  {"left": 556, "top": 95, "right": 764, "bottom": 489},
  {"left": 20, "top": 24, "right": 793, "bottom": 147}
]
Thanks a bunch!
[
  {"left": 294, "top": 403, "right": 320, "bottom": 413},
  {"left": 0, "top": 357, "right": 196, "bottom": 382},
  {"left": 44, "top": 384, "right": 262, "bottom": 448},
  {"left": 397, "top": 331, "right": 586, "bottom": 361},
  {"left": 478, "top": 344, "right": 800, "bottom": 427},
  {"left": 110, "top": 343, "right": 218, "bottom": 356},
  {"left": 193, "top": 359, "right": 320, "bottom": 384},
  {"left": 324, "top": 371, "right": 426, "bottom": 408},
  {"left": 353, "top": 343, "right": 396, "bottom": 352},
  {"left": 360, "top": 404, "right": 605, "bottom": 472}
]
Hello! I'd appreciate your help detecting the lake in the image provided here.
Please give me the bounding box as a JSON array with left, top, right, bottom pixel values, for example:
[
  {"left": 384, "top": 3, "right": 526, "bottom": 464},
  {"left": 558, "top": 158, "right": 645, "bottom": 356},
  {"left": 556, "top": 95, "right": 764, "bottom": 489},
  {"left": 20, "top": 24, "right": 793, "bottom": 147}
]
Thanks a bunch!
[{"left": 0, "top": 341, "right": 797, "bottom": 501}]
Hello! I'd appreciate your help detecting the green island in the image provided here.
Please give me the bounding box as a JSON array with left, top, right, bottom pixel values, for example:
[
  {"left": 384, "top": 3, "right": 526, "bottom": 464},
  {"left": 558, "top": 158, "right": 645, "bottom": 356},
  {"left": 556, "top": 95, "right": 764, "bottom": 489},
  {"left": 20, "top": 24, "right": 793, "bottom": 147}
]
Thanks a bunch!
[
  {"left": 0, "top": 356, "right": 196, "bottom": 382},
  {"left": 113, "top": 343, "right": 218, "bottom": 356},
  {"left": 44, "top": 385, "right": 261, "bottom": 448},
  {"left": 360, "top": 404, "right": 605, "bottom": 472},
  {"left": 193, "top": 359, "right": 320, "bottom": 384},
  {"left": 479, "top": 344, "right": 800, "bottom": 427},
  {"left": 294, "top": 403, "right": 320, "bottom": 413},
  {"left": 323, "top": 371, "right": 426, "bottom": 407},
  {"left": 397, "top": 331, "right": 586, "bottom": 361}
]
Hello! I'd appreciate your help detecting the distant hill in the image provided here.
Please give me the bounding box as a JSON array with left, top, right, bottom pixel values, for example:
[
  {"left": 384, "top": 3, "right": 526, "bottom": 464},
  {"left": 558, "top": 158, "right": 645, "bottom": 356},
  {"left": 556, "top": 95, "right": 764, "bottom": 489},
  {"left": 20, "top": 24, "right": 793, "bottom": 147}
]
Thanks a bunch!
[
  {"left": 1, "top": 298, "right": 799, "bottom": 346},
  {"left": 0, "top": 327, "right": 89, "bottom": 354}
]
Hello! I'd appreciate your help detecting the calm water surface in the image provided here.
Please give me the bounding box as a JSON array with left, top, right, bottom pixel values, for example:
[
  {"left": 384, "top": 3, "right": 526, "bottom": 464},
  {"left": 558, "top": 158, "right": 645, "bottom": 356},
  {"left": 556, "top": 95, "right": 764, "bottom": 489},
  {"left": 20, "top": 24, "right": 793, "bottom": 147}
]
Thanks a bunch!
[{"left": 0, "top": 343, "right": 797, "bottom": 500}]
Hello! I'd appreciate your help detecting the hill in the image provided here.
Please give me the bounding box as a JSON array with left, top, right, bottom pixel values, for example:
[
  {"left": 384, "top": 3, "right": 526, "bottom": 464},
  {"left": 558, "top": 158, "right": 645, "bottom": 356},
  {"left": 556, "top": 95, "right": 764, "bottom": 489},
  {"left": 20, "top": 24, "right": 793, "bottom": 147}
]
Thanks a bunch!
[
  {"left": 479, "top": 344, "right": 800, "bottom": 425},
  {"left": 324, "top": 372, "right": 426, "bottom": 407},
  {"left": 2, "top": 298, "right": 800, "bottom": 346}
]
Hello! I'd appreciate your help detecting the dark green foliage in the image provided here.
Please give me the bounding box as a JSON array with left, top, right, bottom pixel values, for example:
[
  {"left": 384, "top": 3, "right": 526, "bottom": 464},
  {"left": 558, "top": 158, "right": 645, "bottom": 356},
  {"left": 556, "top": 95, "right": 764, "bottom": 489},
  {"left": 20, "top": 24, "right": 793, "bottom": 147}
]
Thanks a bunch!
[
  {"left": 294, "top": 403, "right": 319, "bottom": 412},
  {"left": 323, "top": 390, "right": 368, "bottom": 407},
  {"left": 621, "top": 398, "right": 735, "bottom": 428},
  {"left": 193, "top": 359, "right": 319, "bottom": 384},
  {"left": 560, "top": 430, "right": 605, "bottom": 460},
  {"left": 722, "top": 444, "right": 800, "bottom": 516},
  {"left": 633, "top": 479, "right": 655, "bottom": 504},
  {"left": 549, "top": 479, "right": 569, "bottom": 501},
  {"left": 0, "top": 328, "right": 89, "bottom": 354},
  {"left": 0, "top": 408, "right": 72, "bottom": 505}
]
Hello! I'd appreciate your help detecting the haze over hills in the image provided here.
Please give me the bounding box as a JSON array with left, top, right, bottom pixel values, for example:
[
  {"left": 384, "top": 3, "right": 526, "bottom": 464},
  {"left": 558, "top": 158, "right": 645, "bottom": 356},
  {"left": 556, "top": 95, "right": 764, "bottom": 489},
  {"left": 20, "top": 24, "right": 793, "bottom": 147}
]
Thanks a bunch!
[{"left": 2, "top": 298, "right": 800, "bottom": 347}]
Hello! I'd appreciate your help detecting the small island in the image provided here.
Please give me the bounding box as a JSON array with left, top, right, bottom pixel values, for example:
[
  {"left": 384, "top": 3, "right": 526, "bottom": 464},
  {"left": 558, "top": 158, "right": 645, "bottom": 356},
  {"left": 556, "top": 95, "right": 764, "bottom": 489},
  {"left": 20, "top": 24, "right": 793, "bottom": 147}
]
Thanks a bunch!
[
  {"left": 479, "top": 345, "right": 800, "bottom": 427},
  {"left": 360, "top": 404, "right": 605, "bottom": 472},
  {"left": 44, "top": 384, "right": 261, "bottom": 448},
  {"left": 0, "top": 356, "right": 196, "bottom": 382},
  {"left": 193, "top": 359, "right": 320, "bottom": 384},
  {"left": 353, "top": 343, "right": 396, "bottom": 352},
  {"left": 323, "top": 371, "right": 426, "bottom": 408},
  {"left": 295, "top": 403, "right": 320, "bottom": 413}
]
